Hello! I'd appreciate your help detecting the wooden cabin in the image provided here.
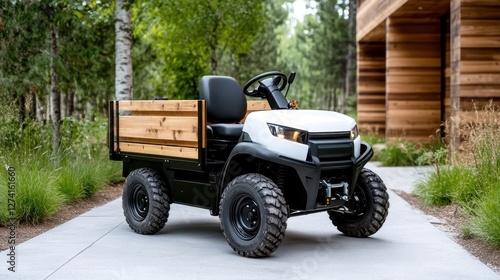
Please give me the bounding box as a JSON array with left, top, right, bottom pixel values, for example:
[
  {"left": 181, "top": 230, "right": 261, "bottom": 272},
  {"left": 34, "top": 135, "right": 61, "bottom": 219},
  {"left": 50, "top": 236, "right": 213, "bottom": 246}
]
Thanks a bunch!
[{"left": 356, "top": 0, "right": 500, "bottom": 147}]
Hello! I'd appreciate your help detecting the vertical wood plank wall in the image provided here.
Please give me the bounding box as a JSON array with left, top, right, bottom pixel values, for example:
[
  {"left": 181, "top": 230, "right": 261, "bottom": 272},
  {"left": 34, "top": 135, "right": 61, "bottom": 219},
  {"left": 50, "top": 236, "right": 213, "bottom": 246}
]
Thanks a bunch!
[
  {"left": 357, "top": 0, "right": 500, "bottom": 145},
  {"left": 386, "top": 17, "right": 442, "bottom": 142},
  {"left": 458, "top": 0, "right": 500, "bottom": 114},
  {"left": 357, "top": 43, "right": 386, "bottom": 135}
]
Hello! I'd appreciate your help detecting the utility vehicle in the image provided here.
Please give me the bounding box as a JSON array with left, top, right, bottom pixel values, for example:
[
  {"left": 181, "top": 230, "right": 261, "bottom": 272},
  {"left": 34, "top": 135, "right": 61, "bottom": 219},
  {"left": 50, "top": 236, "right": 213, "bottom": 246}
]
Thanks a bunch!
[{"left": 109, "top": 71, "right": 389, "bottom": 258}]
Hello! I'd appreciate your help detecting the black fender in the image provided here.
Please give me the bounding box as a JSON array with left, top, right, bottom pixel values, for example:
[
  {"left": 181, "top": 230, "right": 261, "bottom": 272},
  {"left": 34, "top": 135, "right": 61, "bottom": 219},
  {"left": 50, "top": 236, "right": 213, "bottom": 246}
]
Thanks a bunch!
[{"left": 220, "top": 141, "right": 321, "bottom": 209}]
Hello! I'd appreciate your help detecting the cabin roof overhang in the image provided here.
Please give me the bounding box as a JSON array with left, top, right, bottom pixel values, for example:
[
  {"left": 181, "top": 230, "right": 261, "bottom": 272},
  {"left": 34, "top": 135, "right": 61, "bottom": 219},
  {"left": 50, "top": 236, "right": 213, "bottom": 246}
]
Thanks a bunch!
[{"left": 357, "top": 0, "right": 451, "bottom": 43}]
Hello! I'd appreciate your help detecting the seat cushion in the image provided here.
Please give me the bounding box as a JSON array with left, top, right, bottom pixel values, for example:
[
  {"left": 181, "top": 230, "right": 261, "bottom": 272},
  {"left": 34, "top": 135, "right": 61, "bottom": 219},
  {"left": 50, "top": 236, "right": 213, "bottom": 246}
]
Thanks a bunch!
[{"left": 209, "top": 124, "right": 244, "bottom": 139}]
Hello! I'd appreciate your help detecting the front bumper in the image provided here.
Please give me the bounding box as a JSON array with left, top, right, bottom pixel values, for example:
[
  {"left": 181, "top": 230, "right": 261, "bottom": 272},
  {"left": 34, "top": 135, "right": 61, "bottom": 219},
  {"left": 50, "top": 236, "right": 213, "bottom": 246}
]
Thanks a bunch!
[
  {"left": 293, "top": 140, "right": 373, "bottom": 210},
  {"left": 224, "top": 140, "right": 373, "bottom": 211}
]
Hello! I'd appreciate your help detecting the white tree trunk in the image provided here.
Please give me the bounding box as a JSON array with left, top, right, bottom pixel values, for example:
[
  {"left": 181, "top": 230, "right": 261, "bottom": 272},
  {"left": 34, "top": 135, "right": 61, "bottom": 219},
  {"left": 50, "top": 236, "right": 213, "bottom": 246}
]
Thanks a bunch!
[{"left": 115, "top": 0, "right": 133, "bottom": 101}]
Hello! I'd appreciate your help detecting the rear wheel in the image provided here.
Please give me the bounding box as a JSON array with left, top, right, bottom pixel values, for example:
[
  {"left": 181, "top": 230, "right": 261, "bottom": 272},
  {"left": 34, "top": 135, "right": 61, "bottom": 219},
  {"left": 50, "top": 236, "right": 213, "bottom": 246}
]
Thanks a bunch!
[
  {"left": 328, "top": 168, "right": 389, "bottom": 237},
  {"left": 123, "top": 168, "right": 170, "bottom": 234},
  {"left": 219, "top": 173, "right": 288, "bottom": 257}
]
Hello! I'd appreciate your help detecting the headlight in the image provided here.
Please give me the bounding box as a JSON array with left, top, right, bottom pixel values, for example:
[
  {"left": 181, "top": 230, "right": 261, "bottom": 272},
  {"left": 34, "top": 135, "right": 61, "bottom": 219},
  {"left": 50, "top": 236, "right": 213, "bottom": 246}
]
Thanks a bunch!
[
  {"left": 350, "top": 125, "right": 359, "bottom": 140},
  {"left": 267, "top": 123, "right": 308, "bottom": 144}
]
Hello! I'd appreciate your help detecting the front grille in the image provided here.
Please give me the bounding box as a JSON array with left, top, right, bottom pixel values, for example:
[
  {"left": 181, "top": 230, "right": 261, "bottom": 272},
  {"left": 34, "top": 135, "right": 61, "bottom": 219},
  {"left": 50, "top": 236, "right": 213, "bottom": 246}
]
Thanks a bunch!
[
  {"left": 308, "top": 132, "right": 350, "bottom": 141},
  {"left": 308, "top": 132, "right": 353, "bottom": 162}
]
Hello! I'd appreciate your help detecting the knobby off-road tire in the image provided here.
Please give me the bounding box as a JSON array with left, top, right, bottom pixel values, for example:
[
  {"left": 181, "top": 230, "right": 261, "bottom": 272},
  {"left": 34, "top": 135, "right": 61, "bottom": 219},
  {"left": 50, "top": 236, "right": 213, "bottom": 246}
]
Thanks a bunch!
[
  {"left": 328, "top": 168, "right": 389, "bottom": 237},
  {"left": 219, "top": 173, "right": 289, "bottom": 258},
  {"left": 123, "top": 168, "right": 170, "bottom": 234}
]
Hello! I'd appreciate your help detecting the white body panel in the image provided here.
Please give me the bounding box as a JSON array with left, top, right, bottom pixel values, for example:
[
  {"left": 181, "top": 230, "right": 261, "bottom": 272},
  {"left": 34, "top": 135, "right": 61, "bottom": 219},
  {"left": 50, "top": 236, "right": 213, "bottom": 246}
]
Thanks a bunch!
[{"left": 243, "top": 110, "right": 360, "bottom": 161}]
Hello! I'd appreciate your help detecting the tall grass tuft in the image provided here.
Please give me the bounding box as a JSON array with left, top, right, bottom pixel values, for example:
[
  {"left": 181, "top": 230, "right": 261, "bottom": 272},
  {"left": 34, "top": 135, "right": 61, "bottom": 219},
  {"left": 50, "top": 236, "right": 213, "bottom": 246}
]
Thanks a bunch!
[
  {"left": 415, "top": 101, "right": 500, "bottom": 247},
  {"left": 0, "top": 114, "right": 122, "bottom": 225},
  {"left": 56, "top": 155, "right": 119, "bottom": 201},
  {"left": 0, "top": 157, "right": 64, "bottom": 224},
  {"left": 469, "top": 188, "right": 500, "bottom": 246},
  {"left": 14, "top": 166, "right": 64, "bottom": 224},
  {"left": 374, "top": 139, "right": 446, "bottom": 167},
  {"left": 415, "top": 165, "right": 476, "bottom": 206}
]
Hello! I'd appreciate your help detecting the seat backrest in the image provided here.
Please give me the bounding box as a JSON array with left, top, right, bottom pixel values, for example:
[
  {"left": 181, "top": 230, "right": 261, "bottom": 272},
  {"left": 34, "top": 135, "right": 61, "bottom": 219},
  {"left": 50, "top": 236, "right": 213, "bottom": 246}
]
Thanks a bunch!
[{"left": 199, "top": 76, "right": 247, "bottom": 123}]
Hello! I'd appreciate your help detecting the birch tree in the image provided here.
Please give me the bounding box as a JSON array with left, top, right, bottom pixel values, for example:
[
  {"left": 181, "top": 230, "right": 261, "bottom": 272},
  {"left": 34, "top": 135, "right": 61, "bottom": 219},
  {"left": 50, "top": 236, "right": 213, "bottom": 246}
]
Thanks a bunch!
[{"left": 115, "top": 0, "right": 133, "bottom": 101}]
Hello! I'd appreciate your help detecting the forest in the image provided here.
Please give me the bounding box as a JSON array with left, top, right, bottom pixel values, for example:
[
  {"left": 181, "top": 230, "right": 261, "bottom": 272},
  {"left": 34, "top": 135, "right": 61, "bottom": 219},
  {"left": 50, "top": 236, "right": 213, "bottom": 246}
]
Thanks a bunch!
[{"left": 0, "top": 0, "right": 356, "bottom": 223}]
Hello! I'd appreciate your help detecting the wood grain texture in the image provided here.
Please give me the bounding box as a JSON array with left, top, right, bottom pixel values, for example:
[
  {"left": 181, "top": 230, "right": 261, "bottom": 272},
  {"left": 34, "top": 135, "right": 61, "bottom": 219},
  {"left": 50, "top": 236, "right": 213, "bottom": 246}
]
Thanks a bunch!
[
  {"left": 117, "top": 142, "right": 199, "bottom": 159},
  {"left": 357, "top": 0, "right": 408, "bottom": 41},
  {"left": 242, "top": 100, "right": 271, "bottom": 122},
  {"left": 118, "top": 100, "right": 198, "bottom": 113},
  {"left": 112, "top": 100, "right": 203, "bottom": 160},
  {"left": 457, "top": 0, "right": 500, "bottom": 129},
  {"left": 111, "top": 100, "right": 271, "bottom": 159},
  {"left": 357, "top": 0, "right": 500, "bottom": 145},
  {"left": 386, "top": 17, "right": 443, "bottom": 142},
  {"left": 357, "top": 42, "right": 386, "bottom": 135}
]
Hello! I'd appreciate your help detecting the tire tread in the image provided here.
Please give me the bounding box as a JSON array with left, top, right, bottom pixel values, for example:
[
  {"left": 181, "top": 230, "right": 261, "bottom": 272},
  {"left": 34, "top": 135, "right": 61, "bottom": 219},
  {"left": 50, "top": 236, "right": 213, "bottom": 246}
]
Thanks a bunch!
[
  {"left": 329, "top": 168, "right": 389, "bottom": 237},
  {"left": 123, "top": 168, "right": 170, "bottom": 235}
]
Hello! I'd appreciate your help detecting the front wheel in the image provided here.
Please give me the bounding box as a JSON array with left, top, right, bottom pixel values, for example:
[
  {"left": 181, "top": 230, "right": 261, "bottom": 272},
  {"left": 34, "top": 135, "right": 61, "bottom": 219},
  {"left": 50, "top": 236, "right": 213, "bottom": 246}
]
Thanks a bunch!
[
  {"left": 219, "top": 173, "right": 288, "bottom": 258},
  {"left": 328, "top": 168, "right": 389, "bottom": 237},
  {"left": 122, "top": 168, "right": 170, "bottom": 234}
]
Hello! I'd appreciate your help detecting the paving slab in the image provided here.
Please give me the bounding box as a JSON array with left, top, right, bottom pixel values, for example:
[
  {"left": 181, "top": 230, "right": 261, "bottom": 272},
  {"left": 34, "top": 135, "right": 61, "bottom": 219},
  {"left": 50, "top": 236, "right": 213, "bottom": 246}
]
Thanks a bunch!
[{"left": 1, "top": 165, "right": 499, "bottom": 280}]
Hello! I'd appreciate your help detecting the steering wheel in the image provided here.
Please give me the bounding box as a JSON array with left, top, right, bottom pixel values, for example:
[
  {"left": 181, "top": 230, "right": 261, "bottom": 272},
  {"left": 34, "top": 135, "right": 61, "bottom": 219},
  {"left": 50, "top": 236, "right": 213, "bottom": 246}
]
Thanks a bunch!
[{"left": 243, "top": 71, "right": 287, "bottom": 97}]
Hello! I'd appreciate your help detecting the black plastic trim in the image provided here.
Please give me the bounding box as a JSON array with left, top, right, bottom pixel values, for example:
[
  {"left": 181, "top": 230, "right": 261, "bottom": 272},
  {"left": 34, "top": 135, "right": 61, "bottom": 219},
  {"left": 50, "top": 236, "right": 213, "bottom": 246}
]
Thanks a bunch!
[{"left": 222, "top": 142, "right": 320, "bottom": 209}]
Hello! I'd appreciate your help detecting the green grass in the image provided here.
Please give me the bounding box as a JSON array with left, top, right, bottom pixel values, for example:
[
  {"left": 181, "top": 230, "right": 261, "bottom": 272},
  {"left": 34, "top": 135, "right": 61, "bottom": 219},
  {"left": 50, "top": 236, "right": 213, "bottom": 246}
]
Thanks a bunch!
[
  {"left": 361, "top": 133, "right": 385, "bottom": 146},
  {"left": 414, "top": 101, "right": 500, "bottom": 247},
  {"left": 0, "top": 116, "right": 122, "bottom": 225},
  {"left": 469, "top": 188, "right": 500, "bottom": 246},
  {"left": 372, "top": 140, "right": 446, "bottom": 167},
  {"left": 415, "top": 166, "right": 476, "bottom": 206},
  {"left": 0, "top": 158, "right": 64, "bottom": 224},
  {"left": 377, "top": 142, "right": 420, "bottom": 166},
  {"left": 14, "top": 167, "right": 64, "bottom": 224}
]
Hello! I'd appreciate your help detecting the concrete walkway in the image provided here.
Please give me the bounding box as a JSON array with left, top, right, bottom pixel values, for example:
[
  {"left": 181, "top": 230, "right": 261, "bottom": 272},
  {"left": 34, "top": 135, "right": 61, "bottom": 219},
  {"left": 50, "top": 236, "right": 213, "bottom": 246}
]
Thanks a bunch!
[{"left": 1, "top": 163, "right": 498, "bottom": 280}]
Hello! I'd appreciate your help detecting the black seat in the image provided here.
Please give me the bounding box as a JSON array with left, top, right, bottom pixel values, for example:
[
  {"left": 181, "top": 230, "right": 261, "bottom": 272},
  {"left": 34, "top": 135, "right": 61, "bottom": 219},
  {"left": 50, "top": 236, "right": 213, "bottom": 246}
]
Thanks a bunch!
[{"left": 199, "top": 76, "right": 247, "bottom": 139}]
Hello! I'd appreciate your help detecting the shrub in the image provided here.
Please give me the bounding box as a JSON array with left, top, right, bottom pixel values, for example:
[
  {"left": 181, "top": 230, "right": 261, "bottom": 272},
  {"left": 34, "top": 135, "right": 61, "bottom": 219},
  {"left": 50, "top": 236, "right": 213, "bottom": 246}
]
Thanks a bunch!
[
  {"left": 415, "top": 166, "right": 476, "bottom": 206},
  {"left": 0, "top": 159, "right": 64, "bottom": 224},
  {"left": 415, "top": 101, "right": 500, "bottom": 247},
  {"left": 15, "top": 169, "right": 64, "bottom": 224},
  {"left": 377, "top": 142, "right": 420, "bottom": 166},
  {"left": 469, "top": 188, "right": 500, "bottom": 246}
]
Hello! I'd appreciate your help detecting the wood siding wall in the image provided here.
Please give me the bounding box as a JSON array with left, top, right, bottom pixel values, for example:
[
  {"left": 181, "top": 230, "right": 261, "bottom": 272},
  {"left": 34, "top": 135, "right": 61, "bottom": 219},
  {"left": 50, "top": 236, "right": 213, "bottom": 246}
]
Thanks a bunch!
[
  {"left": 357, "top": 0, "right": 499, "bottom": 145},
  {"left": 357, "top": 42, "right": 386, "bottom": 135},
  {"left": 458, "top": 0, "right": 500, "bottom": 113},
  {"left": 357, "top": 0, "right": 408, "bottom": 41},
  {"left": 386, "top": 17, "right": 443, "bottom": 142},
  {"left": 450, "top": 0, "right": 500, "bottom": 148}
]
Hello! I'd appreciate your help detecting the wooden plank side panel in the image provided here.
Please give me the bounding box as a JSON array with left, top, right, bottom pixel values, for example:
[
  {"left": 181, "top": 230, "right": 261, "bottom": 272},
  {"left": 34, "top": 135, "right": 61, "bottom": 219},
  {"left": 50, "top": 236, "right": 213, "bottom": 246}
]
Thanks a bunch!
[
  {"left": 119, "top": 100, "right": 199, "bottom": 116},
  {"left": 119, "top": 100, "right": 199, "bottom": 111},
  {"left": 111, "top": 100, "right": 203, "bottom": 161},
  {"left": 247, "top": 100, "right": 271, "bottom": 111},
  {"left": 242, "top": 100, "right": 271, "bottom": 122},
  {"left": 118, "top": 116, "right": 199, "bottom": 144},
  {"left": 117, "top": 142, "right": 199, "bottom": 160}
]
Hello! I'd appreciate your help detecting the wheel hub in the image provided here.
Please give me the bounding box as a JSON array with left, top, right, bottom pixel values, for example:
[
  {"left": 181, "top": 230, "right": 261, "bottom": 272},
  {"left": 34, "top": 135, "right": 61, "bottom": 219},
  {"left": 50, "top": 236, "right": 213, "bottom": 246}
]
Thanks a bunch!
[
  {"left": 130, "top": 185, "right": 149, "bottom": 221},
  {"left": 231, "top": 196, "right": 260, "bottom": 240}
]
